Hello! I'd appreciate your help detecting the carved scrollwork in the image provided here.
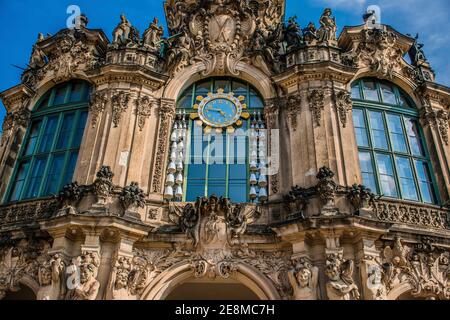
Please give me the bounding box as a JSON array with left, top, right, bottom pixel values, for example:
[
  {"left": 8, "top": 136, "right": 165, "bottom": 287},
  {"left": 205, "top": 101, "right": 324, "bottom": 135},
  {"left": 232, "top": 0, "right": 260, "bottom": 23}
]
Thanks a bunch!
[{"left": 136, "top": 95, "right": 155, "bottom": 131}]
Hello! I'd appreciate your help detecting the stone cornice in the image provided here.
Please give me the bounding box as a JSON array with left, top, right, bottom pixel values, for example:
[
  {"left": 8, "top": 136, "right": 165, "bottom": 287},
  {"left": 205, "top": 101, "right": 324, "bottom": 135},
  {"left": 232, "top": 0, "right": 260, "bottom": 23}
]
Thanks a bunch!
[
  {"left": 87, "top": 64, "right": 168, "bottom": 90},
  {"left": 0, "top": 84, "right": 34, "bottom": 112},
  {"left": 273, "top": 61, "right": 357, "bottom": 89}
]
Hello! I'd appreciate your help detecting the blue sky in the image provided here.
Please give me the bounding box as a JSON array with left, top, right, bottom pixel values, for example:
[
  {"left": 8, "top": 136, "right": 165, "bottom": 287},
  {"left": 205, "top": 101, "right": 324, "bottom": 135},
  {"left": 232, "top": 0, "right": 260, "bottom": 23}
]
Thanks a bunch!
[{"left": 0, "top": 0, "right": 449, "bottom": 125}]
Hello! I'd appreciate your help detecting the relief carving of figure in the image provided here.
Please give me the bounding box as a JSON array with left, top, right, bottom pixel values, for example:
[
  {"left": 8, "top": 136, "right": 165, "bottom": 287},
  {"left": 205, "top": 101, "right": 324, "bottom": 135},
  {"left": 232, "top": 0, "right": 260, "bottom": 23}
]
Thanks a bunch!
[
  {"left": 66, "top": 252, "right": 100, "bottom": 300},
  {"left": 325, "top": 255, "right": 360, "bottom": 300},
  {"left": 28, "top": 43, "right": 47, "bottom": 69},
  {"left": 317, "top": 8, "right": 337, "bottom": 44},
  {"left": 36, "top": 254, "right": 65, "bottom": 300},
  {"left": 288, "top": 260, "right": 319, "bottom": 300}
]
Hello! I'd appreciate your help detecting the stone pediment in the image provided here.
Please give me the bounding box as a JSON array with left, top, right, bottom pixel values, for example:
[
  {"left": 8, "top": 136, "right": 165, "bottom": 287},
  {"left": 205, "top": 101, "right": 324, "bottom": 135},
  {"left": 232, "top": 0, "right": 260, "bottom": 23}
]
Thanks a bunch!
[
  {"left": 338, "top": 25, "right": 415, "bottom": 79},
  {"left": 162, "top": 0, "right": 285, "bottom": 76}
]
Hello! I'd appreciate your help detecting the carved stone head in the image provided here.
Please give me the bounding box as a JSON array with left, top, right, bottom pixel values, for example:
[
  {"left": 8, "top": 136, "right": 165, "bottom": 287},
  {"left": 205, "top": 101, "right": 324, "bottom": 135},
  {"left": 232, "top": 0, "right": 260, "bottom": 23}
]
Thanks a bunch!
[
  {"left": 80, "top": 263, "right": 95, "bottom": 284},
  {"left": 296, "top": 267, "right": 312, "bottom": 288},
  {"left": 38, "top": 263, "right": 52, "bottom": 286},
  {"left": 115, "top": 269, "right": 130, "bottom": 290}
]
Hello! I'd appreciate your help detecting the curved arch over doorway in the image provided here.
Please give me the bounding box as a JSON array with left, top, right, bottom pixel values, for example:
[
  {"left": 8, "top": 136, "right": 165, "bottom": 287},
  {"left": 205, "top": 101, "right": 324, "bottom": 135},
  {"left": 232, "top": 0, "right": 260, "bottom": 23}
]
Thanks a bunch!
[{"left": 140, "top": 261, "right": 281, "bottom": 300}]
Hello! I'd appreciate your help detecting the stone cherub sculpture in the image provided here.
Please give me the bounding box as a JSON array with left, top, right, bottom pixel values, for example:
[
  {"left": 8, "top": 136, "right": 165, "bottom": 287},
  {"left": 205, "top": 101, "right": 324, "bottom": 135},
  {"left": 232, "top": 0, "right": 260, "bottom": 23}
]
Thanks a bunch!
[
  {"left": 66, "top": 252, "right": 100, "bottom": 300},
  {"left": 36, "top": 254, "right": 66, "bottom": 300},
  {"left": 317, "top": 8, "right": 337, "bottom": 44},
  {"left": 288, "top": 259, "right": 319, "bottom": 300},
  {"left": 325, "top": 254, "right": 360, "bottom": 300}
]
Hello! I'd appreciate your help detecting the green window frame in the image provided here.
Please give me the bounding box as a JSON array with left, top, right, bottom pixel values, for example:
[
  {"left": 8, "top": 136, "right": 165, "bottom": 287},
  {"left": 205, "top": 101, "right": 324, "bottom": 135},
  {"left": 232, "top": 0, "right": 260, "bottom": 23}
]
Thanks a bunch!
[
  {"left": 351, "top": 78, "right": 440, "bottom": 205},
  {"left": 177, "top": 78, "right": 264, "bottom": 203},
  {"left": 4, "top": 81, "right": 91, "bottom": 203}
]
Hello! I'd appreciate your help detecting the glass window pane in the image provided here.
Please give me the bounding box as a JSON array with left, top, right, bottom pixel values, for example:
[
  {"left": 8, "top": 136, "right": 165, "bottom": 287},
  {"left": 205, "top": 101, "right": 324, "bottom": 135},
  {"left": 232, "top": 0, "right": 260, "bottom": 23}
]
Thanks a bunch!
[
  {"left": 53, "top": 86, "right": 67, "bottom": 105},
  {"left": 39, "top": 93, "right": 51, "bottom": 109},
  {"left": 208, "top": 164, "right": 226, "bottom": 180},
  {"left": 358, "top": 152, "right": 377, "bottom": 193},
  {"left": 71, "top": 111, "right": 88, "bottom": 148},
  {"left": 186, "top": 183, "right": 205, "bottom": 202},
  {"left": 62, "top": 152, "right": 79, "bottom": 187},
  {"left": 9, "top": 161, "right": 30, "bottom": 201},
  {"left": 387, "top": 114, "right": 408, "bottom": 153},
  {"left": 195, "top": 82, "right": 211, "bottom": 96},
  {"left": 399, "top": 92, "right": 412, "bottom": 108},
  {"left": 69, "top": 82, "right": 84, "bottom": 102},
  {"left": 23, "top": 157, "right": 48, "bottom": 199},
  {"left": 353, "top": 109, "right": 369, "bottom": 147},
  {"left": 351, "top": 84, "right": 361, "bottom": 99},
  {"left": 56, "top": 113, "right": 75, "bottom": 149},
  {"left": 404, "top": 118, "right": 424, "bottom": 156},
  {"left": 228, "top": 182, "right": 247, "bottom": 203},
  {"left": 207, "top": 182, "right": 226, "bottom": 198},
  {"left": 177, "top": 93, "right": 192, "bottom": 109},
  {"left": 188, "top": 164, "right": 206, "bottom": 180},
  {"left": 414, "top": 160, "right": 436, "bottom": 204},
  {"left": 396, "top": 157, "right": 418, "bottom": 201},
  {"left": 232, "top": 81, "right": 247, "bottom": 95},
  {"left": 214, "top": 80, "right": 231, "bottom": 93},
  {"left": 362, "top": 80, "right": 379, "bottom": 101},
  {"left": 369, "top": 111, "right": 388, "bottom": 150},
  {"left": 24, "top": 121, "right": 42, "bottom": 156},
  {"left": 376, "top": 153, "right": 398, "bottom": 197},
  {"left": 43, "top": 154, "right": 65, "bottom": 195},
  {"left": 381, "top": 83, "right": 397, "bottom": 105},
  {"left": 38, "top": 116, "right": 59, "bottom": 153},
  {"left": 250, "top": 95, "right": 264, "bottom": 109},
  {"left": 229, "top": 164, "right": 247, "bottom": 180}
]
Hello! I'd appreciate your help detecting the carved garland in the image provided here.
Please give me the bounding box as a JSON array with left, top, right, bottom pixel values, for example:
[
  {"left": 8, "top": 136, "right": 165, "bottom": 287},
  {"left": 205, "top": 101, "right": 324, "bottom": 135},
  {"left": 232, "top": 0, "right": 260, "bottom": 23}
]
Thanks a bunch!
[
  {"left": 152, "top": 100, "right": 175, "bottom": 193},
  {"left": 308, "top": 89, "right": 325, "bottom": 127},
  {"left": 334, "top": 90, "right": 352, "bottom": 128}
]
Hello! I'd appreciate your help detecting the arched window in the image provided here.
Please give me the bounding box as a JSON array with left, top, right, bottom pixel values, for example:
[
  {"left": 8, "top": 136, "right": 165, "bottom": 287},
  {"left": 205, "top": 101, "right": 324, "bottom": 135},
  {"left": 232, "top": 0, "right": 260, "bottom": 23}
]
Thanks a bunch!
[
  {"left": 165, "top": 78, "right": 266, "bottom": 203},
  {"left": 351, "top": 78, "right": 439, "bottom": 204},
  {"left": 6, "top": 80, "right": 90, "bottom": 202}
]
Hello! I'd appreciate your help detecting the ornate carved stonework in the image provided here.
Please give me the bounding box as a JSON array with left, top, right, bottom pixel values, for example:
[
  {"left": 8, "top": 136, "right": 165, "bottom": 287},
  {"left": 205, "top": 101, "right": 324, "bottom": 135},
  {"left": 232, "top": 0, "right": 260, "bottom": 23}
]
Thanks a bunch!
[
  {"left": 288, "top": 258, "right": 319, "bottom": 300},
  {"left": 285, "top": 94, "right": 302, "bottom": 130},
  {"left": 382, "top": 237, "right": 450, "bottom": 300},
  {"left": 334, "top": 90, "right": 352, "bottom": 128},
  {"left": 93, "top": 166, "right": 114, "bottom": 203},
  {"left": 136, "top": 95, "right": 155, "bottom": 131},
  {"left": 308, "top": 89, "right": 325, "bottom": 126},
  {"left": 152, "top": 100, "right": 175, "bottom": 193},
  {"left": 316, "top": 167, "right": 338, "bottom": 212},
  {"left": 111, "top": 91, "right": 131, "bottom": 128},
  {"left": 0, "top": 239, "right": 52, "bottom": 299},
  {"left": 169, "top": 195, "right": 260, "bottom": 249},
  {"left": 342, "top": 28, "right": 404, "bottom": 79},
  {"left": 22, "top": 28, "right": 102, "bottom": 89},
  {"left": 66, "top": 252, "right": 100, "bottom": 300},
  {"left": 1, "top": 104, "right": 31, "bottom": 146},
  {"left": 89, "top": 91, "right": 108, "bottom": 128},
  {"left": 374, "top": 200, "right": 449, "bottom": 230},
  {"left": 325, "top": 253, "right": 360, "bottom": 300},
  {"left": 163, "top": 0, "right": 284, "bottom": 76}
]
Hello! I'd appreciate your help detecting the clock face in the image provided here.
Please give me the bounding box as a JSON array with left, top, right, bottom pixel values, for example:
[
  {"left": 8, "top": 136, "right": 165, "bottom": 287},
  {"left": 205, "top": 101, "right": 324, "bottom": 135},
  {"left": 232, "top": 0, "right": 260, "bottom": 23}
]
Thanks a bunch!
[{"left": 198, "top": 94, "right": 243, "bottom": 128}]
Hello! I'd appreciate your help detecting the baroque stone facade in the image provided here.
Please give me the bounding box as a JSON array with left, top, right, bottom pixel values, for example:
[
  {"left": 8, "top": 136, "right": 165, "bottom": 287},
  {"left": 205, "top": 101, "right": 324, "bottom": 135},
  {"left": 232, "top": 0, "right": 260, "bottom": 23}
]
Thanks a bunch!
[{"left": 0, "top": 1, "right": 449, "bottom": 300}]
